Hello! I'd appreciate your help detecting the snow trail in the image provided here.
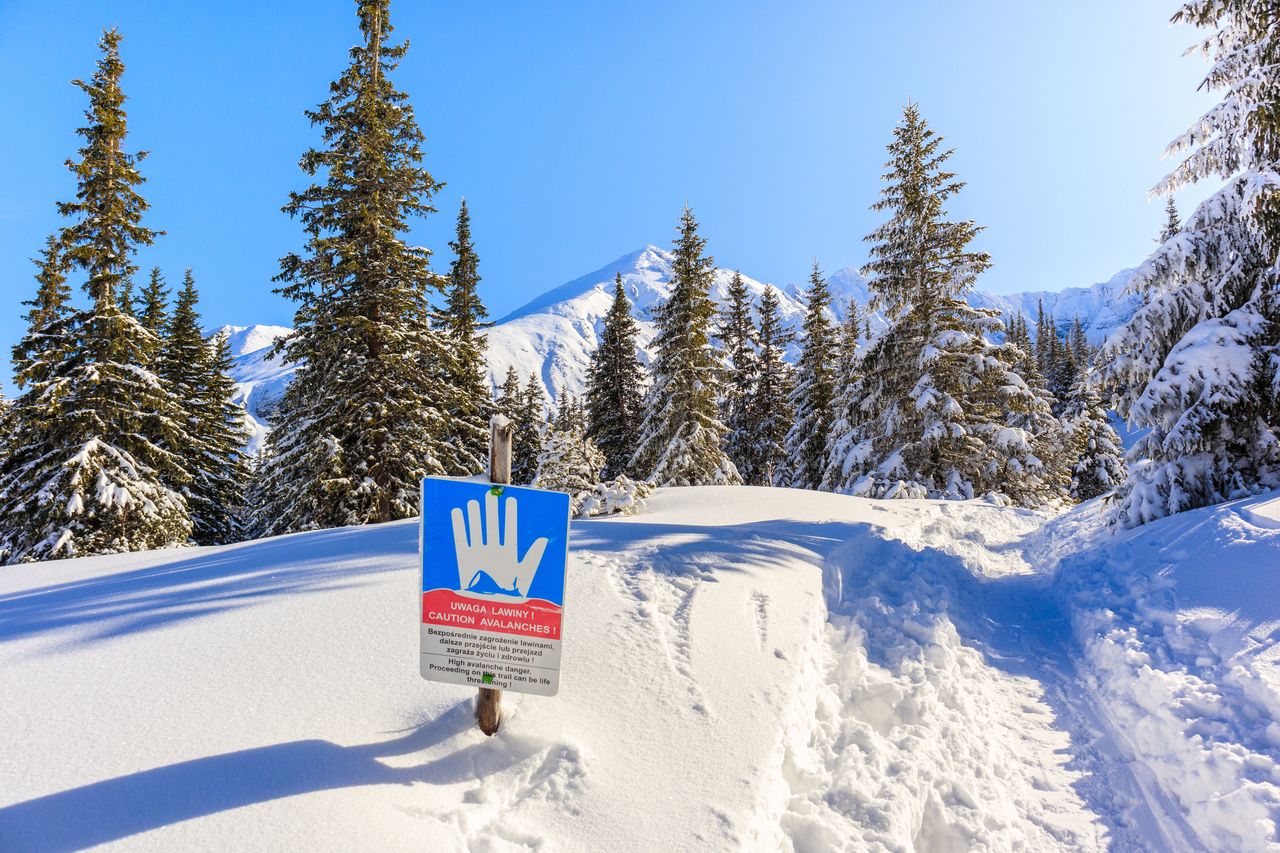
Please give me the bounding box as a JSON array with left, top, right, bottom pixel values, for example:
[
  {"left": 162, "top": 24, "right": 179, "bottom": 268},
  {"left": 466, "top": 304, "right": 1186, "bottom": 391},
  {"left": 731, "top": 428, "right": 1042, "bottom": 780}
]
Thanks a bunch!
[{"left": 779, "top": 504, "right": 1120, "bottom": 851}]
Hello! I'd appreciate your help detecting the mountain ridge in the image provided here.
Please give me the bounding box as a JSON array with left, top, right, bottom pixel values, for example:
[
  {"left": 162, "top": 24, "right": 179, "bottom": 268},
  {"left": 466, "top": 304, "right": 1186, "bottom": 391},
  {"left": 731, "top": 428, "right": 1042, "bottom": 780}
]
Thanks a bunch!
[{"left": 222, "top": 246, "right": 1140, "bottom": 450}]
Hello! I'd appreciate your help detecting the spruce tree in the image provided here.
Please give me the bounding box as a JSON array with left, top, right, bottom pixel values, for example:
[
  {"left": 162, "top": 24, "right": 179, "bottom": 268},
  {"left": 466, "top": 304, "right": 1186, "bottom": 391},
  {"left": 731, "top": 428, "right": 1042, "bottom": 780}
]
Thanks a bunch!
[
  {"left": 138, "top": 266, "right": 169, "bottom": 338},
  {"left": 630, "top": 207, "right": 740, "bottom": 486},
  {"left": 534, "top": 413, "right": 605, "bottom": 515},
  {"left": 822, "top": 104, "right": 1054, "bottom": 505},
  {"left": 1062, "top": 375, "right": 1127, "bottom": 502},
  {"left": 1160, "top": 195, "right": 1181, "bottom": 243},
  {"left": 782, "top": 261, "right": 837, "bottom": 490},
  {"left": 0, "top": 29, "right": 189, "bottom": 562},
  {"left": 1097, "top": 1, "right": 1280, "bottom": 525},
  {"left": 435, "top": 199, "right": 491, "bottom": 475},
  {"left": 737, "top": 287, "right": 794, "bottom": 486},
  {"left": 717, "top": 269, "right": 757, "bottom": 473},
  {"left": 1068, "top": 316, "right": 1091, "bottom": 375},
  {"left": 10, "top": 237, "right": 74, "bottom": 393},
  {"left": 585, "top": 274, "right": 646, "bottom": 479},
  {"left": 257, "top": 0, "right": 451, "bottom": 534},
  {"left": 495, "top": 366, "right": 522, "bottom": 420},
  {"left": 513, "top": 374, "right": 547, "bottom": 485},
  {"left": 157, "top": 271, "right": 248, "bottom": 544},
  {"left": 825, "top": 300, "right": 865, "bottom": 494}
]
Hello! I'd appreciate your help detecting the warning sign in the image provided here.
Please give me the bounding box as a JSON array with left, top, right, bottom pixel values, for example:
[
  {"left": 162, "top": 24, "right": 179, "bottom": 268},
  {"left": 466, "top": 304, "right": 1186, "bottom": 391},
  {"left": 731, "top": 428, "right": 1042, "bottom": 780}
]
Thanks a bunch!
[{"left": 419, "top": 477, "right": 570, "bottom": 696}]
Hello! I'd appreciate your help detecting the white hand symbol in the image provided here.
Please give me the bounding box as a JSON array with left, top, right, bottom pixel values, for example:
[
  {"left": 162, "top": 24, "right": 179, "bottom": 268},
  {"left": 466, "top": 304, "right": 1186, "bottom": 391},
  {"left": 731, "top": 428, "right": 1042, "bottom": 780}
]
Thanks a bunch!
[{"left": 450, "top": 490, "right": 549, "bottom": 598}]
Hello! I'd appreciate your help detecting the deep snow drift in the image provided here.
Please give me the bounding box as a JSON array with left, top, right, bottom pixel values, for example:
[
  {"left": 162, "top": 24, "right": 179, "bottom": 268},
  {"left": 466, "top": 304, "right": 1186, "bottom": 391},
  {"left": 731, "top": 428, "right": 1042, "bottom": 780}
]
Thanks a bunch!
[{"left": 1, "top": 487, "right": 1277, "bottom": 851}]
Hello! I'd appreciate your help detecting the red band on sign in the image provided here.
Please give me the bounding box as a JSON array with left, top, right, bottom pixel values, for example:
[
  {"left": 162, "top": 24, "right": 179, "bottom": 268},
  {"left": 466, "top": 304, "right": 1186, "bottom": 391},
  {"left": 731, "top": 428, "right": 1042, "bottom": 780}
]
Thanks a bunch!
[{"left": 422, "top": 589, "right": 562, "bottom": 640}]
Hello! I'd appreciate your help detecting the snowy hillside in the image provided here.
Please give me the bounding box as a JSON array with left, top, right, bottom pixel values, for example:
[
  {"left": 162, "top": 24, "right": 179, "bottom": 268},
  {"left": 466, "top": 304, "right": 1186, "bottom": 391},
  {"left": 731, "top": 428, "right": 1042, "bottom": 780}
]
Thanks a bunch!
[
  {"left": 214, "top": 324, "right": 294, "bottom": 456},
  {"left": 2, "top": 486, "right": 1277, "bottom": 850},
  {"left": 221, "top": 248, "right": 1140, "bottom": 433}
]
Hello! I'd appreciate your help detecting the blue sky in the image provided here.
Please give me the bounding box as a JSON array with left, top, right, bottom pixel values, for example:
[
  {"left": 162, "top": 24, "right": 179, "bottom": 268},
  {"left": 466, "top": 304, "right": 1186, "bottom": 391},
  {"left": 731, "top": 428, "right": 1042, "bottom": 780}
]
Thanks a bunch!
[{"left": 0, "top": 1, "right": 1212, "bottom": 394}]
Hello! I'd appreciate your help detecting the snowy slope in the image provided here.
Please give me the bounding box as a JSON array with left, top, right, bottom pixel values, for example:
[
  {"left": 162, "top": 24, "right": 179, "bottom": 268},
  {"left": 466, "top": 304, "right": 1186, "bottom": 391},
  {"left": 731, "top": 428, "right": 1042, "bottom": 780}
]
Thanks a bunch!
[
  {"left": 4, "top": 487, "right": 1276, "bottom": 850},
  {"left": 214, "top": 324, "right": 294, "bottom": 456}
]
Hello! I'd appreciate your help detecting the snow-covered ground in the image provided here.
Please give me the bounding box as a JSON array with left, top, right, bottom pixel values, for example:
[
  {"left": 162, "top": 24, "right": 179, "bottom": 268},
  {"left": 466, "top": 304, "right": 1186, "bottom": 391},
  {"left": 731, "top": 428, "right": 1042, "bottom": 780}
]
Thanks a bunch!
[{"left": 2, "top": 487, "right": 1277, "bottom": 851}]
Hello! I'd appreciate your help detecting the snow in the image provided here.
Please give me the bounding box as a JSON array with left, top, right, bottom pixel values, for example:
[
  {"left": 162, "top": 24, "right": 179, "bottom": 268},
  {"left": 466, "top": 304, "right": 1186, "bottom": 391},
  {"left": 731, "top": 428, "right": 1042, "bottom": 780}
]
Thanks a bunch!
[
  {"left": 4, "top": 486, "right": 1277, "bottom": 849},
  {"left": 1047, "top": 494, "right": 1280, "bottom": 850},
  {"left": 211, "top": 324, "right": 295, "bottom": 456}
]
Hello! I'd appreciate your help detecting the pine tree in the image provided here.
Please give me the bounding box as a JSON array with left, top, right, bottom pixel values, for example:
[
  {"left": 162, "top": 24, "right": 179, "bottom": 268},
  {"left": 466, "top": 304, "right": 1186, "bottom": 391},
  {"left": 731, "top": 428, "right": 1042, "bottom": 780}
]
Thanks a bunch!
[
  {"left": 495, "top": 366, "right": 522, "bottom": 419},
  {"left": 585, "top": 273, "right": 646, "bottom": 479},
  {"left": 513, "top": 374, "right": 547, "bottom": 485},
  {"left": 782, "top": 261, "right": 837, "bottom": 489},
  {"left": 0, "top": 29, "right": 189, "bottom": 562},
  {"left": 1001, "top": 315, "right": 1071, "bottom": 503},
  {"left": 717, "top": 269, "right": 757, "bottom": 473},
  {"left": 737, "top": 287, "right": 794, "bottom": 486},
  {"left": 1062, "top": 375, "right": 1127, "bottom": 502},
  {"left": 822, "top": 103, "right": 1055, "bottom": 505},
  {"left": 535, "top": 395, "right": 605, "bottom": 513},
  {"left": 256, "top": 0, "right": 451, "bottom": 534},
  {"left": 825, "top": 299, "right": 865, "bottom": 493},
  {"left": 1097, "top": 1, "right": 1280, "bottom": 525},
  {"left": 435, "top": 199, "right": 491, "bottom": 475},
  {"left": 157, "top": 271, "right": 248, "bottom": 544},
  {"left": 138, "top": 266, "right": 169, "bottom": 338},
  {"left": 1068, "top": 316, "right": 1091, "bottom": 375},
  {"left": 630, "top": 207, "right": 740, "bottom": 486},
  {"left": 10, "top": 237, "right": 74, "bottom": 393},
  {"left": 1160, "top": 195, "right": 1181, "bottom": 243}
]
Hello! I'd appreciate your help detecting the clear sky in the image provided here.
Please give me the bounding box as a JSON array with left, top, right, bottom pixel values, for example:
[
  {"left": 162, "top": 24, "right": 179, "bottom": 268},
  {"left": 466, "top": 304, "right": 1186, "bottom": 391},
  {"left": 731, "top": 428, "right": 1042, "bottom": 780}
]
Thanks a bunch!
[{"left": 0, "top": 0, "right": 1214, "bottom": 394}]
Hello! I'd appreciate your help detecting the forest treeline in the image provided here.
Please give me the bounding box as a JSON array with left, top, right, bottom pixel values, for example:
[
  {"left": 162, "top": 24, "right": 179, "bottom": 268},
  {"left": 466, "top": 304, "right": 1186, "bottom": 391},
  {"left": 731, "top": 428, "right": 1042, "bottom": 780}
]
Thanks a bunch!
[{"left": 1, "top": 0, "right": 1276, "bottom": 563}]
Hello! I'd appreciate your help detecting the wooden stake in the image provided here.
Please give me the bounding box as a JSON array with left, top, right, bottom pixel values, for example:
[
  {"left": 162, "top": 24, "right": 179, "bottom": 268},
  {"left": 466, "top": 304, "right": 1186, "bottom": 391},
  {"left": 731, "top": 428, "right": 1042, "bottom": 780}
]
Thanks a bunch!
[{"left": 476, "top": 414, "right": 513, "bottom": 736}]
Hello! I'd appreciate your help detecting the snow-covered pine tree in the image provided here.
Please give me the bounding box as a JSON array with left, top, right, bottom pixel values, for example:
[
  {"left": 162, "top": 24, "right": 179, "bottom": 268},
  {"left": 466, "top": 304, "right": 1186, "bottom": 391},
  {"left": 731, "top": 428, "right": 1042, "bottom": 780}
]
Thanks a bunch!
[
  {"left": 717, "top": 269, "right": 757, "bottom": 473},
  {"left": 256, "top": 0, "right": 450, "bottom": 534},
  {"left": 138, "top": 266, "right": 169, "bottom": 339},
  {"left": 435, "top": 199, "right": 491, "bottom": 475},
  {"left": 1000, "top": 315, "right": 1071, "bottom": 504},
  {"left": 824, "top": 299, "right": 865, "bottom": 493},
  {"left": 9, "top": 237, "right": 73, "bottom": 394},
  {"left": 821, "top": 103, "right": 1055, "bottom": 505},
  {"left": 1068, "top": 316, "right": 1090, "bottom": 374},
  {"left": 1062, "top": 375, "right": 1127, "bottom": 502},
  {"left": 157, "top": 270, "right": 248, "bottom": 545},
  {"left": 585, "top": 273, "right": 646, "bottom": 479},
  {"left": 781, "top": 261, "right": 837, "bottom": 489},
  {"left": 495, "top": 366, "right": 522, "bottom": 419},
  {"left": 0, "top": 239, "right": 75, "bottom": 560},
  {"left": 1160, "top": 195, "right": 1181, "bottom": 243},
  {"left": 1097, "top": 1, "right": 1280, "bottom": 525},
  {"left": 0, "top": 29, "right": 190, "bottom": 562},
  {"left": 737, "top": 286, "right": 794, "bottom": 486},
  {"left": 630, "top": 207, "right": 740, "bottom": 486},
  {"left": 534, "top": 396, "right": 605, "bottom": 514},
  {"left": 513, "top": 373, "right": 547, "bottom": 485}
]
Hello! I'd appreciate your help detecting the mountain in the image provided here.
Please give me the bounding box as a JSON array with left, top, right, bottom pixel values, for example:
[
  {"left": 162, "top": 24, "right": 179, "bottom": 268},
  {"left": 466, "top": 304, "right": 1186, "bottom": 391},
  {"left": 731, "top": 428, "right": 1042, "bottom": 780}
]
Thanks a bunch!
[
  {"left": 485, "top": 245, "right": 1137, "bottom": 401},
  {"left": 221, "top": 247, "right": 1140, "bottom": 444},
  {"left": 214, "top": 324, "right": 294, "bottom": 457}
]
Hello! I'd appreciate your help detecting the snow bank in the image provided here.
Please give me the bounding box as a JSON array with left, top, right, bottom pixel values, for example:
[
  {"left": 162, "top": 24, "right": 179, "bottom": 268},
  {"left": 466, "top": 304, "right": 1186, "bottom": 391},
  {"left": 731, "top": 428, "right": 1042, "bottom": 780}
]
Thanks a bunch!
[{"left": 1048, "top": 491, "right": 1280, "bottom": 851}]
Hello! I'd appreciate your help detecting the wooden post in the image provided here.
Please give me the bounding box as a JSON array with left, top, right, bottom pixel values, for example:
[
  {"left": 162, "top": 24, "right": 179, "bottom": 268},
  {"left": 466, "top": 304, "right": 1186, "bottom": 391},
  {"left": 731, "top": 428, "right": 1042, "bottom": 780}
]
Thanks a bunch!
[{"left": 476, "top": 414, "right": 513, "bottom": 736}]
